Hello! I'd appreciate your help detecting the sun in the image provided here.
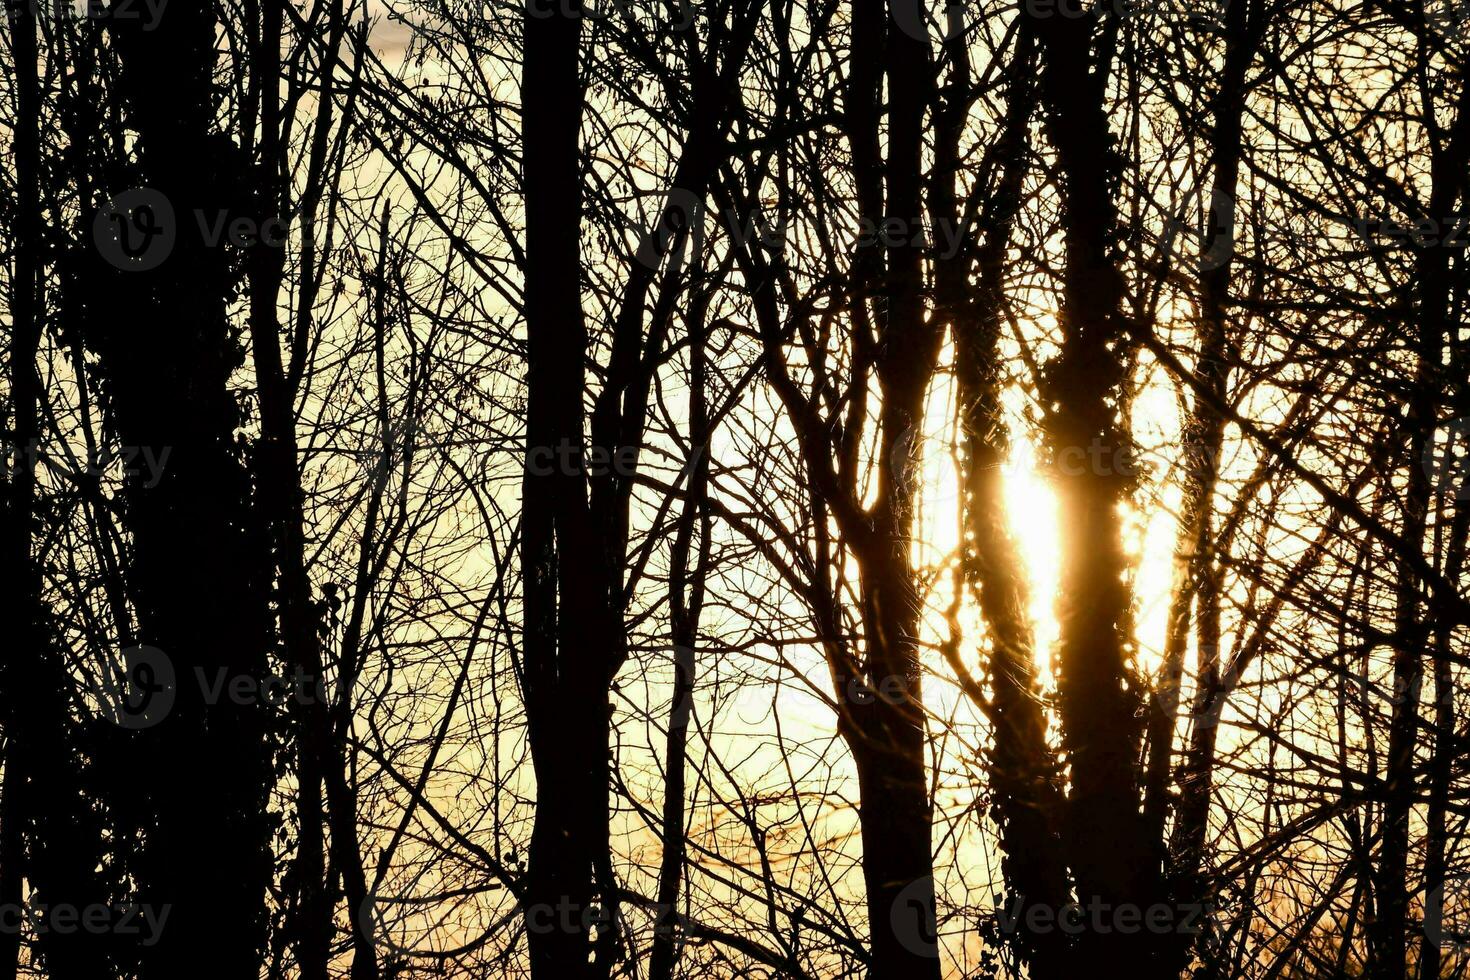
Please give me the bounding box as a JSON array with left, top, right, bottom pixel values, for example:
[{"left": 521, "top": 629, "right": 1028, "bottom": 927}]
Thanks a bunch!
[{"left": 1000, "top": 437, "right": 1062, "bottom": 669}]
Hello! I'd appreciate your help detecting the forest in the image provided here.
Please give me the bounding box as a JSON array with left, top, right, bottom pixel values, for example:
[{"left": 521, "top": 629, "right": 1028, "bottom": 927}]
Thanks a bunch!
[{"left": 0, "top": 0, "right": 1468, "bottom": 975}]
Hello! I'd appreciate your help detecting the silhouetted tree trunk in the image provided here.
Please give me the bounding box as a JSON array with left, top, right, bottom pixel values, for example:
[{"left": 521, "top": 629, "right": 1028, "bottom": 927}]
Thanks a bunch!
[
  {"left": 1418, "top": 513, "right": 1465, "bottom": 979},
  {"left": 0, "top": 8, "right": 41, "bottom": 975},
  {"left": 1372, "top": 57, "right": 1470, "bottom": 980},
  {"left": 940, "top": 22, "right": 1073, "bottom": 979},
  {"left": 243, "top": 1, "right": 376, "bottom": 976},
  {"left": 845, "top": 5, "right": 944, "bottom": 975},
  {"left": 243, "top": 3, "right": 327, "bottom": 977},
  {"left": 1028, "top": 3, "right": 1169, "bottom": 972},
  {"left": 520, "top": 3, "right": 613, "bottom": 975},
  {"left": 82, "top": 3, "right": 278, "bottom": 975},
  {"left": 1152, "top": 6, "right": 1261, "bottom": 936},
  {"left": 1, "top": 6, "right": 114, "bottom": 977}
]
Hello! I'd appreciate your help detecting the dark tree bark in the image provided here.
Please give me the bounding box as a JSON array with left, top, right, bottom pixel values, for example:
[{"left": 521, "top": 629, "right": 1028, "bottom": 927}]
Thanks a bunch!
[
  {"left": 1027, "top": 2, "right": 1170, "bottom": 972},
  {"left": 520, "top": 4, "right": 612, "bottom": 975},
  {"left": 520, "top": 3, "right": 758, "bottom": 973},
  {"left": 0, "top": 9, "right": 42, "bottom": 976},
  {"left": 1, "top": 6, "right": 114, "bottom": 977},
  {"left": 937, "top": 23, "right": 1074, "bottom": 979},
  {"left": 1150, "top": 8, "right": 1262, "bottom": 939},
  {"left": 243, "top": 4, "right": 327, "bottom": 977},
  {"left": 722, "top": 2, "right": 947, "bottom": 970},
  {"left": 77, "top": 2, "right": 279, "bottom": 974},
  {"left": 840, "top": 5, "right": 945, "bottom": 977},
  {"left": 1418, "top": 512, "right": 1466, "bottom": 979},
  {"left": 1371, "top": 52, "right": 1470, "bottom": 980}
]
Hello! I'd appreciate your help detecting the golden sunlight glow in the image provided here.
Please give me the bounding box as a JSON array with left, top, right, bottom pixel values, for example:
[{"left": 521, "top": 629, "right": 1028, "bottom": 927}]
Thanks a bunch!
[
  {"left": 914, "top": 352, "right": 1179, "bottom": 685},
  {"left": 1000, "top": 437, "right": 1062, "bottom": 669}
]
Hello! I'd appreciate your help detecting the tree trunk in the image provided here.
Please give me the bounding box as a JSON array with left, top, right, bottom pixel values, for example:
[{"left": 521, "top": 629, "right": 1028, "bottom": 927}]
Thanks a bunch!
[
  {"left": 1029, "top": 4, "right": 1169, "bottom": 972},
  {"left": 938, "top": 23, "right": 1072, "bottom": 978},
  {"left": 840, "top": 5, "right": 945, "bottom": 975},
  {"left": 520, "top": 3, "right": 612, "bottom": 975},
  {"left": 89, "top": 4, "right": 278, "bottom": 975},
  {"left": 243, "top": 1, "right": 377, "bottom": 976},
  {"left": 1151, "top": 0, "right": 1257, "bottom": 919},
  {"left": 1371, "top": 66, "right": 1470, "bottom": 980}
]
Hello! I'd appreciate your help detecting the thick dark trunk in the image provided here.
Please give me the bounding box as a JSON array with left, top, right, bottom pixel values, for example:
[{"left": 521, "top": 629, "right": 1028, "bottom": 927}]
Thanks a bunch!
[
  {"left": 844, "top": 5, "right": 944, "bottom": 975},
  {"left": 520, "top": 4, "right": 614, "bottom": 976},
  {"left": 86, "top": 4, "right": 278, "bottom": 975},
  {"left": 0, "top": 7, "right": 41, "bottom": 977},
  {"left": 648, "top": 634, "right": 697, "bottom": 980},
  {"left": 848, "top": 697, "right": 939, "bottom": 979},
  {"left": 939, "top": 25, "right": 1072, "bottom": 978},
  {"left": 1418, "top": 517, "right": 1461, "bottom": 980},
  {"left": 847, "top": 456, "right": 938, "bottom": 979},
  {"left": 1028, "top": 5, "right": 1169, "bottom": 973},
  {"left": 1371, "top": 92, "right": 1470, "bottom": 980},
  {"left": 2, "top": 8, "right": 115, "bottom": 975}
]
